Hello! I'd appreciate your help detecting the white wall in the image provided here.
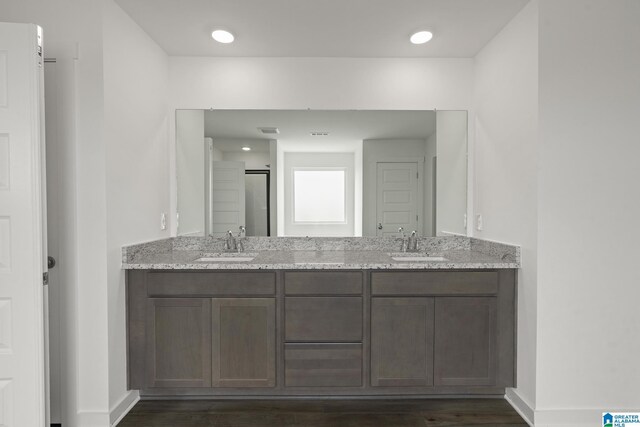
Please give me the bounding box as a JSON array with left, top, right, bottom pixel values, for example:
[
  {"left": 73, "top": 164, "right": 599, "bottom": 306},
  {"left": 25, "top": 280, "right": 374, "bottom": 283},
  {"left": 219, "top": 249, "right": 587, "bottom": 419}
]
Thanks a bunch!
[
  {"left": 222, "top": 151, "right": 270, "bottom": 170},
  {"left": 436, "top": 111, "right": 468, "bottom": 235},
  {"left": 168, "top": 57, "right": 475, "bottom": 235},
  {"left": 176, "top": 110, "right": 204, "bottom": 235},
  {"left": 473, "top": 0, "right": 538, "bottom": 419},
  {"left": 103, "top": 0, "right": 170, "bottom": 424},
  {"left": 210, "top": 139, "right": 223, "bottom": 161},
  {"left": 535, "top": 0, "right": 640, "bottom": 424}
]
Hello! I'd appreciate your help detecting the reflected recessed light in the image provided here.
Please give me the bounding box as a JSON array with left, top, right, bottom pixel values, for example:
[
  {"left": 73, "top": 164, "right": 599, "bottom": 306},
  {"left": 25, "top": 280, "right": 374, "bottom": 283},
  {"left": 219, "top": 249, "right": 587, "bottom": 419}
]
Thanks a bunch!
[
  {"left": 410, "top": 31, "right": 433, "bottom": 45},
  {"left": 242, "top": 146, "right": 251, "bottom": 151},
  {"left": 212, "top": 29, "right": 235, "bottom": 44}
]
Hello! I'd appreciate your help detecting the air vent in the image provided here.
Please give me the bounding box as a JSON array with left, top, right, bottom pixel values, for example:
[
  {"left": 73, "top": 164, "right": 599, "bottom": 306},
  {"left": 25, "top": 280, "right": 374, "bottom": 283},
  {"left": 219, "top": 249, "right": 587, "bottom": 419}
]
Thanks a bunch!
[
  {"left": 310, "top": 132, "right": 329, "bottom": 136},
  {"left": 258, "top": 127, "right": 279, "bottom": 135}
]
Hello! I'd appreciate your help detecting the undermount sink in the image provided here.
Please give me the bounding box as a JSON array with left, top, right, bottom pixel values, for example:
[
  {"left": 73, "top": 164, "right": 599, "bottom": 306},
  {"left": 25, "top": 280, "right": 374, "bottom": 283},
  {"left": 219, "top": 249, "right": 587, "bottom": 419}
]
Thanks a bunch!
[
  {"left": 389, "top": 253, "right": 448, "bottom": 262},
  {"left": 295, "top": 262, "right": 343, "bottom": 265},
  {"left": 392, "top": 256, "right": 447, "bottom": 262},
  {"left": 194, "top": 253, "right": 257, "bottom": 263}
]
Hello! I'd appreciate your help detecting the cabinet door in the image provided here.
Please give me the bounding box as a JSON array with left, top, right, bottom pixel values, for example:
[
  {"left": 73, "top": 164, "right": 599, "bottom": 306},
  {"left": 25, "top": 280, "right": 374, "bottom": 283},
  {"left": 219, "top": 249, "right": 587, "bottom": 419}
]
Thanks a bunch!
[
  {"left": 371, "top": 298, "right": 434, "bottom": 387},
  {"left": 212, "top": 298, "right": 276, "bottom": 387},
  {"left": 146, "top": 298, "right": 212, "bottom": 388},
  {"left": 434, "top": 297, "right": 497, "bottom": 386}
]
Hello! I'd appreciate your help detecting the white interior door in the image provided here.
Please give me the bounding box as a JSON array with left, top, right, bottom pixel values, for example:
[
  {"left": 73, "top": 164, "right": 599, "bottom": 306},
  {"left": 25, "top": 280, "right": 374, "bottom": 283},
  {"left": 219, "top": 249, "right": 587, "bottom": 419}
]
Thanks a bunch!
[
  {"left": 0, "top": 22, "right": 47, "bottom": 427},
  {"left": 208, "top": 161, "right": 245, "bottom": 237},
  {"left": 376, "top": 162, "right": 419, "bottom": 237}
]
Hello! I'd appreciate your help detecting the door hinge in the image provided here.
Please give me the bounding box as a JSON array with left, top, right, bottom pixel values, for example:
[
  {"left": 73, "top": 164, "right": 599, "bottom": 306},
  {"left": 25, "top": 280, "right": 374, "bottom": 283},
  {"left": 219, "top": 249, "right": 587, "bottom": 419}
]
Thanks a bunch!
[
  {"left": 43, "top": 272, "right": 49, "bottom": 286},
  {"left": 417, "top": 172, "right": 419, "bottom": 179}
]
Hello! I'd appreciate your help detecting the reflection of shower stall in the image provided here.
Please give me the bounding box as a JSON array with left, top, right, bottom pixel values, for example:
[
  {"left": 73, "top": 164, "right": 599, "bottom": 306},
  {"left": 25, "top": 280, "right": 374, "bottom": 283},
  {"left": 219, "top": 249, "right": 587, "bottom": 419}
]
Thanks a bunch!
[{"left": 245, "top": 170, "right": 270, "bottom": 236}]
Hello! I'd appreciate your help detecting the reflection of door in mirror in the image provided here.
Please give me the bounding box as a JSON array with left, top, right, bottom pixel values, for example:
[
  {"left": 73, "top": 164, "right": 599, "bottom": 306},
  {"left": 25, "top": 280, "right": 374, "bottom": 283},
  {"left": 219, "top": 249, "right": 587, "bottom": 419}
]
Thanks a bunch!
[
  {"left": 206, "top": 161, "right": 245, "bottom": 237},
  {"left": 376, "top": 162, "right": 419, "bottom": 237},
  {"left": 363, "top": 139, "right": 430, "bottom": 237}
]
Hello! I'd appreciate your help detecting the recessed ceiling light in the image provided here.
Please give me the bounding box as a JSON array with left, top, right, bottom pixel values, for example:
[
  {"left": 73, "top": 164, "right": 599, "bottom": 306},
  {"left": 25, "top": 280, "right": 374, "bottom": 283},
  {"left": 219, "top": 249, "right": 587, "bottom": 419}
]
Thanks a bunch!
[
  {"left": 410, "top": 31, "right": 433, "bottom": 45},
  {"left": 211, "top": 29, "right": 235, "bottom": 44},
  {"left": 242, "top": 146, "right": 251, "bottom": 151}
]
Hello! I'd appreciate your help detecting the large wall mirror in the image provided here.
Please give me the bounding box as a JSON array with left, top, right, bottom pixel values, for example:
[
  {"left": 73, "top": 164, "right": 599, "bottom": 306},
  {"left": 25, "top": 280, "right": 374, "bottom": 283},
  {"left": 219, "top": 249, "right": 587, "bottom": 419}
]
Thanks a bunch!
[{"left": 176, "top": 109, "right": 467, "bottom": 238}]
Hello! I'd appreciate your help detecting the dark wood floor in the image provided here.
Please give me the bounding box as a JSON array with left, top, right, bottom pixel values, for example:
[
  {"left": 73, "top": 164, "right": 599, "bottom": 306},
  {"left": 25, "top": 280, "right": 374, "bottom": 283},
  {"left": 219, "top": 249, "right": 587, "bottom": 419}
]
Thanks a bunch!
[{"left": 118, "top": 399, "right": 527, "bottom": 427}]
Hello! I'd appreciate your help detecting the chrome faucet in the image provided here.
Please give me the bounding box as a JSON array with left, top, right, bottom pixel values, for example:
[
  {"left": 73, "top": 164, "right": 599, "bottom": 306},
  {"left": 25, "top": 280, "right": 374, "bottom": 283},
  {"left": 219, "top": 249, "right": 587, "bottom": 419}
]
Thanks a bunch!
[
  {"left": 224, "top": 230, "right": 237, "bottom": 252},
  {"left": 407, "top": 230, "right": 418, "bottom": 252},
  {"left": 398, "top": 227, "right": 407, "bottom": 252},
  {"left": 224, "top": 226, "right": 246, "bottom": 252},
  {"left": 237, "top": 226, "right": 246, "bottom": 253}
]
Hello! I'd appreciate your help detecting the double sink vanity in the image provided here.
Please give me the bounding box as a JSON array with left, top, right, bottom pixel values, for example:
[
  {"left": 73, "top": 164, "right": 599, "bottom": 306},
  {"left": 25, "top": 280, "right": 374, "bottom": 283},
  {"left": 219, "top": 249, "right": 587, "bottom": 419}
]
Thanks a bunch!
[{"left": 123, "top": 236, "right": 519, "bottom": 398}]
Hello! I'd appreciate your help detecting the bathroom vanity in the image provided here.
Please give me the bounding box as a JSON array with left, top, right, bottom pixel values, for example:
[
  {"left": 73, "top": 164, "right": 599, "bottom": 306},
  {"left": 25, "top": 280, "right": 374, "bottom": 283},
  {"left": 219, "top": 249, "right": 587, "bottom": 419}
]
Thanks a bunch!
[{"left": 124, "top": 237, "right": 519, "bottom": 398}]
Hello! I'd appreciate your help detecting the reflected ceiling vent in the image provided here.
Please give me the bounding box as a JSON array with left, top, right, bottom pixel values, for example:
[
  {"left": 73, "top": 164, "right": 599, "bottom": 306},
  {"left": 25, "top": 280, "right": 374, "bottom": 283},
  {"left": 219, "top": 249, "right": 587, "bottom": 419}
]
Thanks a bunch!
[
  {"left": 310, "top": 132, "right": 329, "bottom": 136},
  {"left": 258, "top": 127, "right": 279, "bottom": 135}
]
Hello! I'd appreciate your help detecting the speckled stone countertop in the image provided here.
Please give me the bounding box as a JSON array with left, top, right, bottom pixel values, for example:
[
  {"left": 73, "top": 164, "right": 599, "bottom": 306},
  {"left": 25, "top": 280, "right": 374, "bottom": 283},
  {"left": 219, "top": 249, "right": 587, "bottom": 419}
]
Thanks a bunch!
[{"left": 122, "top": 236, "right": 520, "bottom": 270}]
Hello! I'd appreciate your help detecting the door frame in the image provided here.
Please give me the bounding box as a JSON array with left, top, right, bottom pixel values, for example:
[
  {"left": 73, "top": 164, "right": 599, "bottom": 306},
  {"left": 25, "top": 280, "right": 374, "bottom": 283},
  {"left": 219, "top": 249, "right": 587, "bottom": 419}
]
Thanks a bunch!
[
  {"left": 366, "top": 157, "right": 424, "bottom": 237},
  {"left": 245, "top": 170, "right": 271, "bottom": 236}
]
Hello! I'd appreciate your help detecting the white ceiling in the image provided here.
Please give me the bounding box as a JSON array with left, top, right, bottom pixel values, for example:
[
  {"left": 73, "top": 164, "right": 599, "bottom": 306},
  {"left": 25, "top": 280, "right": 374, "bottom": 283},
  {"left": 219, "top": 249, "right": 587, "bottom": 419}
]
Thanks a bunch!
[
  {"left": 201, "top": 110, "right": 437, "bottom": 151},
  {"left": 115, "top": 0, "right": 529, "bottom": 57}
]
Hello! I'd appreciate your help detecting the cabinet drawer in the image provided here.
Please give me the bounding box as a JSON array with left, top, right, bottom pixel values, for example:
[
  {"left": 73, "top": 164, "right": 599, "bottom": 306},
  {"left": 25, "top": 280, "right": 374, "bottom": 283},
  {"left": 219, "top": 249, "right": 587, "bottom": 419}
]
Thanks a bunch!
[
  {"left": 285, "top": 297, "right": 362, "bottom": 342},
  {"left": 147, "top": 272, "right": 275, "bottom": 297},
  {"left": 284, "top": 271, "right": 363, "bottom": 295},
  {"left": 285, "top": 344, "right": 362, "bottom": 387},
  {"left": 371, "top": 271, "right": 498, "bottom": 296}
]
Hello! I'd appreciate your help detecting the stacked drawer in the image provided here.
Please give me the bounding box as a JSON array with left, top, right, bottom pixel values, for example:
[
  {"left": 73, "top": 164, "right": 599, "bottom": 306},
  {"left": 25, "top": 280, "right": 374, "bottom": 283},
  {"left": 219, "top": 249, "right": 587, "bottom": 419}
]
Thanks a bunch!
[{"left": 283, "top": 271, "right": 364, "bottom": 387}]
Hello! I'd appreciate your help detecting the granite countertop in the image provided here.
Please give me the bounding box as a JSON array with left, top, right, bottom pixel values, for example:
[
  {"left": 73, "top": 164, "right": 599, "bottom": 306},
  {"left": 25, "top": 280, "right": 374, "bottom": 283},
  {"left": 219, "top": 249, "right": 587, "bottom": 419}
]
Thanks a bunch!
[{"left": 122, "top": 247, "right": 519, "bottom": 270}]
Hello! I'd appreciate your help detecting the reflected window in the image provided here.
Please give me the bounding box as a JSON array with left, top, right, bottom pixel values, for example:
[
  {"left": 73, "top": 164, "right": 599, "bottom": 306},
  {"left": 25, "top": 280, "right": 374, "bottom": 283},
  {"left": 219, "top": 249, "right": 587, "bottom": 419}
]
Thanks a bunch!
[{"left": 293, "top": 169, "right": 346, "bottom": 223}]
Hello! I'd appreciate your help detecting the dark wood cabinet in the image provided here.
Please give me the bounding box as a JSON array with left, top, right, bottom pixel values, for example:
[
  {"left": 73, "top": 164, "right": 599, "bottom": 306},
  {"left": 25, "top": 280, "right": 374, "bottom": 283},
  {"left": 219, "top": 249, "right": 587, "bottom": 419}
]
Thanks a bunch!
[
  {"left": 146, "top": 298, "right": 212, "bottom": 388},
  {"left": 211, "top": 298, "right": 276, "bottom": 387},
  {"left": 127, "top": 268, "right": 516, "bottom": 397},
  {"left": 128, "top": 271, "right": 277, "bottom": 391},
  {"left": 434, "top": 297, "right": 497, "bottom": 386},
  {"left": 370, "top": 297, "right": 434, "bottom": 387}
]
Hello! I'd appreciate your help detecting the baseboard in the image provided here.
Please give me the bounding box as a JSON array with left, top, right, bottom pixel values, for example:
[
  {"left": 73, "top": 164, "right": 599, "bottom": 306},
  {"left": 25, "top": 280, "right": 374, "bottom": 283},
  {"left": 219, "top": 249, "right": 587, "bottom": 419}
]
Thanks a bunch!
[
  {"left": 76, "top": 411, "right": 110, "bottom": 427},
  {"left": 505, "top": 388, "right": 534, "bottom": 426},
  {"left": 534, "top": 408, "right": 638, "bottom": 426},
  {"left": 110, "top": 390, "right": 140, "bottom": 426}
]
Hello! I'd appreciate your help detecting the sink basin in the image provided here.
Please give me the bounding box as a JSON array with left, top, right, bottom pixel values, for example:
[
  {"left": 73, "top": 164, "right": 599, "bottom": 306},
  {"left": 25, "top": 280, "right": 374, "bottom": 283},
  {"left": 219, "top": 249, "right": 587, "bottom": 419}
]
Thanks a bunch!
[
  {"left": 295, "top": 262, "right": 343, "bottom": 265},
  {"left": 391, "top": 256, "right": 447, "bottom": 262},
  {"left": 195, "top": 257, "right": 255, "bottom": 262},
  {"left": 194, "top": 253, "right": 257, "bottom": 262}
]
